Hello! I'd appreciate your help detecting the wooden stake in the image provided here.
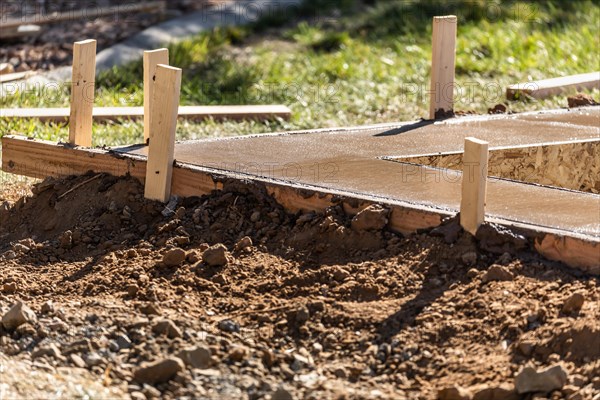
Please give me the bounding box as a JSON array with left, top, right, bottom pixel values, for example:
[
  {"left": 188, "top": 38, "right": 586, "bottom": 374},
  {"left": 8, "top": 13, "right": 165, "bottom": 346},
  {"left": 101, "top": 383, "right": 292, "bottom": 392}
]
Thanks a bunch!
[
  {"left": 144, "top": 64, "right": 182, "bottom": 202},
  {"left": 69, "top": 39, "right": 97, "bottom": 147},
  {"left": 429, "top": 16, "right": 457, "bottom": 120},
  {"left": 143, "top": 48, "right": 169, "bottom": 143},
  {"left": 460, "top": 137, "right": 489, "bottom": 235}
]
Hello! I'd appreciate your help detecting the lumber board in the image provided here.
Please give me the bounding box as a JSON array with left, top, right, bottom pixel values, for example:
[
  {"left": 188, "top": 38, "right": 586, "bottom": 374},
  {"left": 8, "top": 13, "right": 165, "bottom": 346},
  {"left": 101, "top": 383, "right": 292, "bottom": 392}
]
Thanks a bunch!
[
  {"left": 0, "top": 105, "right": 292, "bottom": 123},
  {"left": 2, "top": 135, "right": 598, "bottom": 274},
  {"left": 460, "top": 137, "right": 489, "bottom": 235},
  {"left": 507, "top": 72, "right": 600, "bottom": 100},
  {"left": 0, "top": 1, "right": 166, "bottom": 30},
  {"left": 0, "top": 71, "right": 35, "bottom": 83},
  {"left": 143, "top": 49, "right": 169, "bottom": 143},
  {"left": 69, "top": 39, "right": 96, "bottom": 147},
  {"left": 429, "top": 15, "right": 457, "bottom": 119},
  {"left": 144, "top": 65, "right": 181, "bottom": 202}
]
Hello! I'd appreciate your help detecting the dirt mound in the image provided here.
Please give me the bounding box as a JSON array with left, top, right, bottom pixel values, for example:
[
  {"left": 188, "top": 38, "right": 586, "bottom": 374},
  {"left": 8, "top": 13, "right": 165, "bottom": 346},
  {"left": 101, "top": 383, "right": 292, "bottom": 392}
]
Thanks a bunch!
[{"left": 1, "top": 174, "right": 599, "bottom": 399}]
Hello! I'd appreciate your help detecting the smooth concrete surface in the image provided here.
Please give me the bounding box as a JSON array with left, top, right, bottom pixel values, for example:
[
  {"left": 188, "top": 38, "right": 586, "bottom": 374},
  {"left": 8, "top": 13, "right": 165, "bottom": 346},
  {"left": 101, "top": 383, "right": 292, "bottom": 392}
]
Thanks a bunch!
[{"left": 121, "top": 107, "right": 600, "bottom": 237}]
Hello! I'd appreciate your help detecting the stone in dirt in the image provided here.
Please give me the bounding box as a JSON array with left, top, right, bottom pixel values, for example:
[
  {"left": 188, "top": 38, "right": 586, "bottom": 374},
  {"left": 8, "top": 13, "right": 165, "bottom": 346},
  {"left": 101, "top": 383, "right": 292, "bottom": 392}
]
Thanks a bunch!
[
  {"left": 202, "top": 244, "right": 230, "bottom": 267},
  {"left": 234, "top": 236, "right": 253, "bottom": 252},
  {"left": 152, "top": 319, "right": 182, "bottom": 338},
  {"left": 133, "top": 357, "right": 184, "bottom": 385},
  {"left": 482, "top": 265, "right": 514, "bottom": 283},
  {"left": 567, "top": 93, "right": 598, "bottom": 108},
  {"left": 179, "top": 346, "right": 212, "bottom": 369},
  {"left": 162, "top": 248, "right": 186, "bottom": 267},
  {"left": 218, "top": 319, "right": 240, "bottom": 333},
  {"left": 2, "top": 301, "right": 37, "bottom": 330},
  {"left": 272, "top": 386, "right": 295, "bottom": 400},
  {"left": 562, "top": 293, "right": 585, "bottom": 314},
  {"left": 515, "top": 364, "right": 567, "bottom": 394},
  {"left": 437, "top": 385, "right": 473, "bottom": 400},
  {"left": 351, "top": 205, "right": 389, "bottom": 231},
  {"left": 472, "top": 383, "right": 518, "bottom": 400}
]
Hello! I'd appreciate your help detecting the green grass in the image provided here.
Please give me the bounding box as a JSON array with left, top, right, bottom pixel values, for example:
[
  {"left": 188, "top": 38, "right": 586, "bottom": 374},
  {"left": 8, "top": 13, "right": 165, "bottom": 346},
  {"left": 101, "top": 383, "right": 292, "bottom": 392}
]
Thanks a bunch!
[{"left": 1, "top": 0, "right": 598, "bottom": 147}]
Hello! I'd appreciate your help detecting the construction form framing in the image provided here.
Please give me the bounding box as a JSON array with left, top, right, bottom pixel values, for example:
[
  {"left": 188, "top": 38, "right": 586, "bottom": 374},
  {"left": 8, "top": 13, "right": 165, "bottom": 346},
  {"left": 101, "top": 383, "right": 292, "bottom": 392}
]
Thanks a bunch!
[{"left": 3, "top": 107, "right": 600, "bottom": 274}]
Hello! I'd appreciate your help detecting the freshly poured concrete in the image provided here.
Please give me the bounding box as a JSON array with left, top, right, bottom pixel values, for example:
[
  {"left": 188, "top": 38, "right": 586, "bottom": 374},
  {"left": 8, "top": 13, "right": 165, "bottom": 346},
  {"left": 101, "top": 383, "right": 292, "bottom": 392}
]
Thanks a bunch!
[{"left": 123, "top": 107, "right": 600, "bottom": 237}]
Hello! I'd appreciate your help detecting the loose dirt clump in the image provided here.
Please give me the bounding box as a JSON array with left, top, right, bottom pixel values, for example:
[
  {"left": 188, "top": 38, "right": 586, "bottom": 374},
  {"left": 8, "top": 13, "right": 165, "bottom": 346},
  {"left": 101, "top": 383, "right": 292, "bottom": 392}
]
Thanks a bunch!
[{"left": 0, "top": 174, "right": 599, "bottom": 399}]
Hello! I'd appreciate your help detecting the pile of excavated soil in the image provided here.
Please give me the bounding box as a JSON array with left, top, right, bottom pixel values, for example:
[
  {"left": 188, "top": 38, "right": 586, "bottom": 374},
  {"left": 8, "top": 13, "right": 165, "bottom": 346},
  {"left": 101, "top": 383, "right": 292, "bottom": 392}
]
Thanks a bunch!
[{"left": 0, "top": 173, "right": 599, "bottom": 399}]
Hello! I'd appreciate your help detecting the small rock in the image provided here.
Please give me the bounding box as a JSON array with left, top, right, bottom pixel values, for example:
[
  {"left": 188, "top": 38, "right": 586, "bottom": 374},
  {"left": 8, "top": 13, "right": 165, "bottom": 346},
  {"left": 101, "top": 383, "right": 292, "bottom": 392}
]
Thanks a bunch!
[
  {"left": 59, "top": 230, "right": 73, "bottom": 249},
  {"left": 84, "top": 352, "right": 104, "bottom": 367},
  {"left": 437, "top": 385, "right": 473, "bottom": 400},
  {"left": 41, "top": 301, "right": 54, "bottom": 314},
  {"left": 116, "top": 333, "right": 132, "bottom": 350},
  {"left": 174, "top": 236, "right": 190, "bottom": 246},
  {"left": 351, "top": 205, "right": 388, "bottom": 231},
  {"left": 186, "top": 251, "right": 200, "bottom": 264},
  {"left": 250, "top": 211, "right": 261, "bottom": 222},
  {"left": 32, "top": 343, "right": 63, "bottom": 360},
  {"left": 567, "top": 93, "right": 598, "bottom": 108},
  {"left": 2, "top": 282, "right": 17, "bottom": 294},
  {"left": 488, "top": 103, "right": 507, "bottom": 114},
  {"left": 2, "top": 301, "right": 37, "bottom": 330},
  {"left": 162, "top": 248, "right": 186, "bottom": 267},
  {"left": 466, "top": 268, "right": 479, "bottom": 279},
  {"left": 70, "top": 353, "right": 86, "bottom": 368},
  {"left": 562, "top": 293, "right": 585, "bottom": 314},
  {"left": 142, "top": 384, "right": 162, "bottom": 399},
  {"left": 152, "top": 319, "right": 182, "bottom": 338},
  {"left": 133, "top": 357, "right": 184, "bottom": 385},
  {"left": 515, "top": 365, "right": 567, "bottom": 394},
  {"left": 202, "top": 244, "right": 230, "bottom": 267},
  {"left": 234, "top": 236, "right": 253, "bottom": 252},
  {"left": 130, "top": 391, "right": 146, "bottom": 400},
  {"left": 218, "top": 319, "right": 240, "bottom": 333},
  {"left": 12, "top": 243, "right": 30, "bottom": 254},
  {"left": 229, "top": 345, "right": 249, "bottom": 362},
  {"left": 272, "top": 386, "right": 294, "bottom": 400},
  {"left": 472, "top": 383, "right": 518, "bottom": 400},
  {"left": 461, "top": 252, "right": 477, "bottom": 266},
  {"left": 517, "top": 340, "right": 535, "bottom": 357},
  {"left": 179, "top": 346, "right": 212, "bottom": 369},
  {"left": 482, "top": 265, "right": 514, "bottom": 283},
  {"left": 126, "top": 284, "right": 139, "bottom": 298},
  {"left": 140, "top": 303, "right": 161, "bottom": 316}
]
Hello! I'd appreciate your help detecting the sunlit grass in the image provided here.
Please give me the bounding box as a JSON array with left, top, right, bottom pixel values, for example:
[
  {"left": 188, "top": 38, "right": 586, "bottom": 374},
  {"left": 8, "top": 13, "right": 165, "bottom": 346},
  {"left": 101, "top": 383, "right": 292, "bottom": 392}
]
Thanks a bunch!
[{"left": 1, "top": 0, "right": 598, "bottom": 147}]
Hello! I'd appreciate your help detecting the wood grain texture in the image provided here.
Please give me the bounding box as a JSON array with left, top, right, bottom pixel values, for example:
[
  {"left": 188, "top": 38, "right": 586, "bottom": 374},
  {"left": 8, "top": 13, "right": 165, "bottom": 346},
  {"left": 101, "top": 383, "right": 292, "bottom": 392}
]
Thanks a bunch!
[
  {"left": 429, "top": 15, "right": 457, "bottom": 119},
  {"left": 507, "top": 72, "right": 600, "bottom": 100},
  {"left": 143, "top": 49, "right": 169, "bottom": 143},
  {"left": 2, "top": 134, "right": 598, "bottom": 273},
  {"left": 0, "top": 105, "right": 292, "bottom": 123},
  {"left": 68, "top": 39, "right": 97, "bottom": 147},
  {"left": 460, "top": 137, "right": 489, "bottom": 235},
  {"left": 144, "top": 64, "right": 182, "bottom": 202}
]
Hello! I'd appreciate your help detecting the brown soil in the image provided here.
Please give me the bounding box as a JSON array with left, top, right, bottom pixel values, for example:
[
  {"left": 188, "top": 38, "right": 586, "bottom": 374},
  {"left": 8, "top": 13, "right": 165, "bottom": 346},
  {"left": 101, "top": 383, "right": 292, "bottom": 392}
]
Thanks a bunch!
[{"left": 0, "top": 173, "right": 599, "bottom": 399}]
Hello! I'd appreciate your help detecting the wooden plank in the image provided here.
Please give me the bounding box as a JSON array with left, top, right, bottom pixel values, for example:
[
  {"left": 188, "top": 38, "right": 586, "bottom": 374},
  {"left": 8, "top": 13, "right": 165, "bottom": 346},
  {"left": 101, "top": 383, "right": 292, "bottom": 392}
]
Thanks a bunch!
[
  {"left": 0, "top": 105, "right": 292, "bottom": 123},
  {"left": 507, "top": 72, "right": 600, "bottom": 100},
  {"left": 0, "top": 71, "right": 35, "bottom": 83},
  {"left": 144, "top": 65, "right": 182, "bottom": 202},
  {"left": 0, "top": 1, "right": 165, "bottom": 30},
  {"left": 143, "top": 49, "right": 169, "bottom": 143},
  {"left": 68, "top": 39, "right": 97, "bottom": 147},
  {"left": 460, "top": 137, "right": 489, "bottom": 235},
  {"left": 429, "top": 15, "right": 457, "bottom": 120},
  {"left": 2, "top": 134, "right": 598, "bottom": 273}
]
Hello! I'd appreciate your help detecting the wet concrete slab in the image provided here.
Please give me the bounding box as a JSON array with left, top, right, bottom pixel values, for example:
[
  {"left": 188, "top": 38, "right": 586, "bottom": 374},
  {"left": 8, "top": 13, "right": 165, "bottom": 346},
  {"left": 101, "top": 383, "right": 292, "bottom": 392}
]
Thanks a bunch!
[{"left": 123, "top": 107, "right": 600, "bottom": 237}]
